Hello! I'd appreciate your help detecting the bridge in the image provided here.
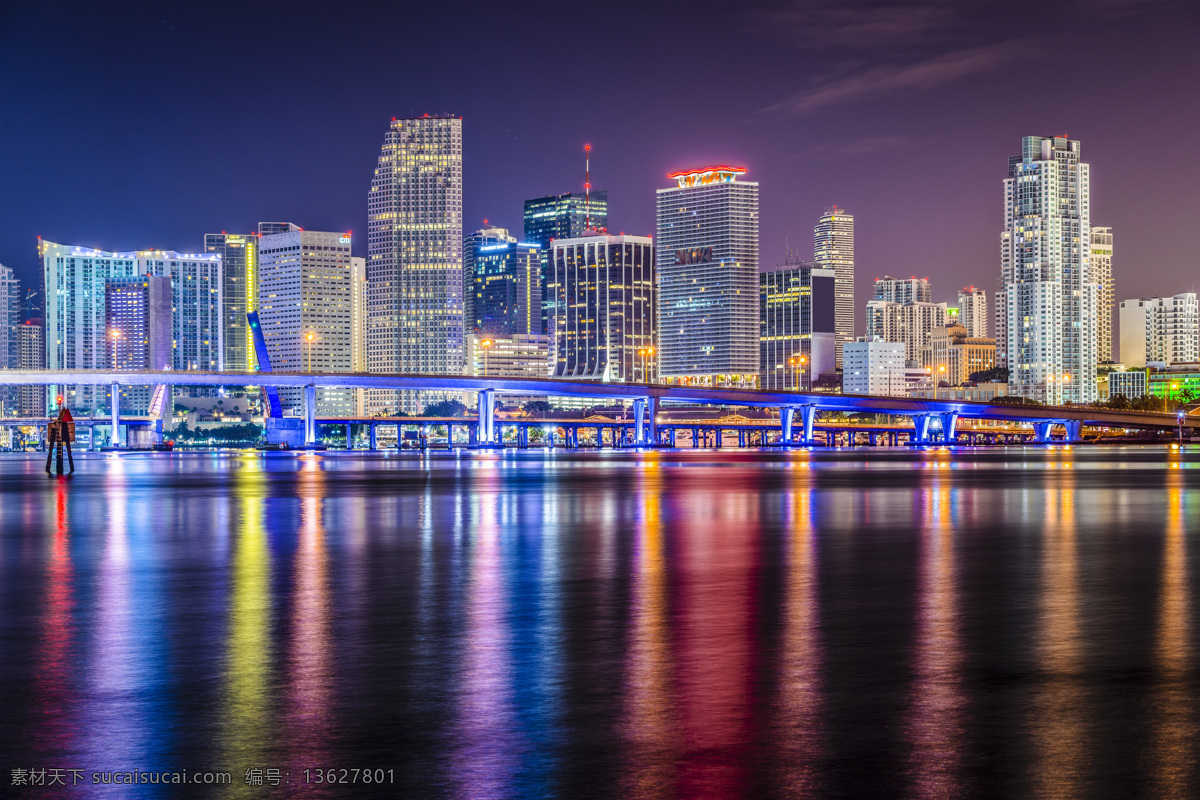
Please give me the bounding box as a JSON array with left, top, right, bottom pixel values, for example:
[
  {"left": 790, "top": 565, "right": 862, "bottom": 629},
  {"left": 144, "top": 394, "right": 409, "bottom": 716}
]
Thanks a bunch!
[{"left": 1, "top": 369, "right": 1193, "bottom": 448}]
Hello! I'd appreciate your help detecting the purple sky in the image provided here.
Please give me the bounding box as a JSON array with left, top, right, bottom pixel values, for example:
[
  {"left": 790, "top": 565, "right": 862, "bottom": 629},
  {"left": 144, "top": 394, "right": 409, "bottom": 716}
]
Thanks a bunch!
[{"left": 2, "top": 1, "right": 1197, "bottom": 333}]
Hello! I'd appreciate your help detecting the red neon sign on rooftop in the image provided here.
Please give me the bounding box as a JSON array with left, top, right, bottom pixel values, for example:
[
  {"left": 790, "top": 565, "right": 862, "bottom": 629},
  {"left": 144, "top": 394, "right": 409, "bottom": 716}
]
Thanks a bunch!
[{"left": 667, "top": 165, "right": 747, "bottom": 188}]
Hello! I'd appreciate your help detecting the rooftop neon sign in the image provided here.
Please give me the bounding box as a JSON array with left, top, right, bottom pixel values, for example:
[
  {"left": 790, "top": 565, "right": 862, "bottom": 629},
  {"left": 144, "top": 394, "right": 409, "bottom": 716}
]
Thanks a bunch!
[{"left": 667, "top": 165, "right": 747, "bottom": 188}]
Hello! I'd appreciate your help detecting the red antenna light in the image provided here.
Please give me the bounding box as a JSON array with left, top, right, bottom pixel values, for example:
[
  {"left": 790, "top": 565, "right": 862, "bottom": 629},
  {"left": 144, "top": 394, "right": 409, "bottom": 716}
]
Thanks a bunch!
[
  {"left": 483, "top": 218, "right": 488, "bottom": 225},
  {"left": 584, "top": 144, "right": 592, "bottom": 231}
]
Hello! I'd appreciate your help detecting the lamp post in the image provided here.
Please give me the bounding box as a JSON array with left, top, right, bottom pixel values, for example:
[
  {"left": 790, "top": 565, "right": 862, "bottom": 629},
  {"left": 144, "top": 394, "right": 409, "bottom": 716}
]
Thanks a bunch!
[
  {"left": 637, "top": 346, "right": 655, "bottom": 383},
  {"left": 110, "top": 328, "right": 122, "bottom": 369},
  {"left": 481, "top": 338, "right": 493, "bottom": 376},
  {"left": 789, "top": 354, "right": 808, "bottom": 391},
  {"left": 305, "top": 331, "right": 315, "bottom": 372}
]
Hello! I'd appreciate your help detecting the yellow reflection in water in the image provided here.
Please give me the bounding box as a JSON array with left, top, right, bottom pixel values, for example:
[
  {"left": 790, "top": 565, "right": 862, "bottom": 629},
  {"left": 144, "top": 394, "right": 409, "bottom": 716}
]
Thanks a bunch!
[
  {"left": 220, "top": 455, "right": 272, "bottom": 794},
  {"left": 778, "top": 475, "right": 823, "bottom": 797},
  {"left": 622, "top": 457, "right": 676, "bottom": 798},
  {"left": 906, "top": 478, "right": 963, "bottom": 798},
  {"left": 286, "top": 458, "right": 331, "bottom": 767},
  {"left": 1150, "top": 465, "right": 1194, "bottom": 798},
  {"left": 1032, "top": 462, "right": 1084, "bottom": 799}
]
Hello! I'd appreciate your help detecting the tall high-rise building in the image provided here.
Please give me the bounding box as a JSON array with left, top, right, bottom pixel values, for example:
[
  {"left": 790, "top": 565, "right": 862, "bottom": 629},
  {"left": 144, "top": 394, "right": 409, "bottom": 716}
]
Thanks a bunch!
[
  {"left": 258, "top": 227, "right": 354, "bottom": 415},
  {"left": 367, "top": 115, "right": 463, "bottom": 414},
  {"left": 656, "top": 166, "right": 759, "bottom": 387},
  {"left": 18, "top": 320, "right": 45, "bottom": 416},
  {"left": 350, "top": 255, "right": 368, "bottom": 415},
  {"left": 1090, "top": 227, "right": 1114, "bottom": 362},
  {"left": 524, "top": 190, "right": 608, "bottom": 335},
  {"left": 759, "top": 260, "right": 836, "bottom": 390},
  {"left": 473, "top": 241, "right": 542, "bottom": 337},
  {"left": 872, "top": 275, "right": 930, "bottom": 305},
  {"left": 1119, "top": 293, "right": 1199, "bottom": 367},
  {"left": 864, "top": 299, "right": 948, "bottom": 364},
  {"left": 550, "top": 233, "right": 655, "bottom": 382},
  {"left": 205, "top": 232, "right": 259, "bottom": 371},
  {"left": 463, "top": 225, "right": 515, "bottom": 335},
  {"left": 814, "top": 206, "right": 854, "bottom": 369},
  {"left": 41, "top": 240, "right": 223, "bottom": 412},
  {"left": 958, "top": 286, "right": 987, "bottom": 339},
  {"left": 998, "top": 135, "right": 1099, "bottom": 404},
  {"left": 104, "top": 275, "right": 172, "bottom": 413},
  {"left": 0, "top": 263, "right": 19, "bottom": 416}
]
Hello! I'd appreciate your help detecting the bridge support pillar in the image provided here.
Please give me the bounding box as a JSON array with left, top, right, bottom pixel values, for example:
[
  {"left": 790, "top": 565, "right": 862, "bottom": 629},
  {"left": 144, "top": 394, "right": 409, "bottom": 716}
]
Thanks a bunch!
[
  {"left": 869, "top": 431, "right": 877, "bottom": 446},
  {"left": 633, "top": 398, "right": 647, "bottom": 445},
  {"left": 478, "top": 389, "right": 495, "bottom": 445},
  {"left": 346, "top": 423, "right": 353, "bottom": 450},
  {"left": 738, "top": 429, "right": 746, "bottom": 448},
  {"left": 940, "top": 412, "right": 959, "bottom": 444},
  {"left": 646, "top": 397, "right": 657, "bottom": 446},
  {"left": 303, "top": 384, "right": 316, "bottom": 445},
  {"left": 800, "top": 405, "right": 817, "bottom": 445},
  {"left": 1034, "top": 421, "right": 1053, "bottom": 443},
  {"left": 1063, "top": 420, "right": 1082, "bottom": 443},
  {"left": 111, "top": 382, "right": 121, "bottom": 447},
  {"left": 780, "top": 407, "right": 795, "bottom": 445},
  {"left": 913, "top": 414, "right": 933, "bottom": 444}
]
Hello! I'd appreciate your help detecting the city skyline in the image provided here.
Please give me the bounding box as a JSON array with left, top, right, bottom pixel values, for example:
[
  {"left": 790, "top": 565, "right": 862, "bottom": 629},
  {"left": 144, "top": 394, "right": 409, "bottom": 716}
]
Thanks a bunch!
[{"left": 2, "top": 1, "right": 1197, "bottom": 333}]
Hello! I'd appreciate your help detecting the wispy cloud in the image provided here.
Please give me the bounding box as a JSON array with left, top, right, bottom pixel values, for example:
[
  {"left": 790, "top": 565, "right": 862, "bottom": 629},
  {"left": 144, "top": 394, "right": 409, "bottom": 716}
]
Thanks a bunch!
[
  {"left": 749, "top": 1, "right": 961, "bottom": 50},
  {"left": 762, "top": 40, "right": 1031, "bottom": 116},
  {"left": 800, "top": 136, "right": 917, "bottom": 157}
]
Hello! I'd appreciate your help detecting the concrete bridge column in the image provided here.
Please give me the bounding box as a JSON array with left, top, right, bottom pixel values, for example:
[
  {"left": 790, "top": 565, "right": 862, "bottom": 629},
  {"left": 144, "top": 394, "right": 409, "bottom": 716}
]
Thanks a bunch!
[
  {"left": 869, "top": 431, "right": 877, "bottom": 446},
  {"left": 780, "top": 407, "right": 796, "bottom": 445},
  {"left": 738, "top": 429, "right": 746, "bottom": 448},
  {"left": 478, "top": 389, "right": 495, "bottom": 445},
  {"left": 633, "top": 398, "right": 647, "bottom": 445},
  {"left": 1063, "top": 420, "right": 1082, "bottom": 443},
  {"left": 647, "top": 397, "right": 658, "bottom": 446},
  {"left": 800, "top": 405, "right": 817, "bottom": 445},
  {"left": 369, "top": 423, "right": 377, "bottom": 450},
  {"left": 668, "top": 428, "right": 676, "bottom": 447},
  {"left": 1034, "top": 421, "right": 1053, "bottom": 443},
  {"left": 940, "top": 412, "right": 959, "bottom": 444},
  {"left": 913, "top": 414, "right": 933, "bottom": 444},
  {"left": 304, "top": 384, "right": 316, "bottom": 445},
  {"left": 346, "top": 423, "right": 353, "bottom": 450}
]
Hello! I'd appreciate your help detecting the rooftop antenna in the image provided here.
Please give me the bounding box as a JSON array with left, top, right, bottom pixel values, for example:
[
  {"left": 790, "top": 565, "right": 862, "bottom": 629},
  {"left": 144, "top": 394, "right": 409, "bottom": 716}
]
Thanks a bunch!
[{"left": 584, "top": 144, "right": 591, "bottom": 231}]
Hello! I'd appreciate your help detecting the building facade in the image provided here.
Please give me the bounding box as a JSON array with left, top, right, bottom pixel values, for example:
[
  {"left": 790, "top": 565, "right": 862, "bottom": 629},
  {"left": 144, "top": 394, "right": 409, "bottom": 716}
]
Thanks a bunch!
[
  {"left": 17, "top": 320, "right": 45, "bottom": 415},
  {"left": 873, "top": 275, "right": 930, "bottom": 305},
  {"left": 1108, "top": 368, "right": 1147, "bottom": 399},
  {"left": 367, "top": 115, "right": 464, "bottom": 414},
  {"left": 550, "top": 233, "right": 655, "bottom": 382},
  {"left": 204, "top": 232, "right": 258, "bottom": 371},
  {"left": 1090, "top": 227, "right": 1114, "bottom": 363},
  {"left": 656, "top": 166, "right": 758, "bottom": 387},
  {"left": 1119, "top": 293, "right": 1199, "bottom": 367},
  {"left": 998, "top": 135, "right": 1099, "bottom": 404},
  {"left": 257, "top": 227, "right": 354, "bottom": 415},
  {"left": 104, "top": 275, "right": 173, "bottom": 413},
  {"left": 759, "top": 261, "right": 836, "bottom": 390},
  {"left": 958, "top": 286, "right": 987, "bottom": 339},
  {"left": 864, "top": 299, "right": 948, "bottom": 364},
  {"left": 473, "top": 241, "right": 542, "bottom": 337},
  {"left": 524, "top": 191, "right": 608, "bottom": 335},
  {"left": 350, "top": 255, "right": 368, "bottom": 415},
  {"left": 463, "top": 225, "right": 515, "bottom": 335},
  {"left": 0, "top": 263, "right": 18, "bottom": 416},
  {"left": 926, "top": 323, "right": 996, "bottom": 386},
  {"left": 466, "top": 332, "right": 552, "bottom": 407},
  {"left": 815, "top": 206, "right": 854, "bottom": 369},
  {"left": 843, "top": 337, "right": 905, "bottom": 396},
  {"left": 41, "top": 240, "right": 223, "bottom": 412}
]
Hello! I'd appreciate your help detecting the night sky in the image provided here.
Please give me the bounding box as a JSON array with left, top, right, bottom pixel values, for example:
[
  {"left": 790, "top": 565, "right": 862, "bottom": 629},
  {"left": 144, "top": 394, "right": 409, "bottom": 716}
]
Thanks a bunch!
[{"left": 2, "top": 0, "right": 1197, "bottom": 333}]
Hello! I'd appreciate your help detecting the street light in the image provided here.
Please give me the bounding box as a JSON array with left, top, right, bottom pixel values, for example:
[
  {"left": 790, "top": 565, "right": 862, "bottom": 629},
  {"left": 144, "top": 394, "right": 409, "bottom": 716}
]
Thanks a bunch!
[
  {"left": 305, "top": 331, "right": 316, "bottom": 372},
  {"left": 481, "top": 338, "right": 494, "bottom": 375},
  {"left": 109, "top": 328, "right": 122, "bottom": 369},
  {"left": 638, "top": 346, "right": 656, "bottom": 383}
]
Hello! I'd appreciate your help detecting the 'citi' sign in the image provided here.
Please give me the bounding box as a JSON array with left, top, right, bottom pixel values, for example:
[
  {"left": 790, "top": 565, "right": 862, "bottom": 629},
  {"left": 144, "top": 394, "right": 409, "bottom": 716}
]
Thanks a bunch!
[{"left": 676, "top": 247, "right": 713, "bottom": 265}]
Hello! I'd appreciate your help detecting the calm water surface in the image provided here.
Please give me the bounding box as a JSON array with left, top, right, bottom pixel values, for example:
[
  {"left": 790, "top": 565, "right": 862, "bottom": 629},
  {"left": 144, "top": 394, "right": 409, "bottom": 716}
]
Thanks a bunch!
[{"left": 1, "top": 446, "right": 1197, "bottom": 799}]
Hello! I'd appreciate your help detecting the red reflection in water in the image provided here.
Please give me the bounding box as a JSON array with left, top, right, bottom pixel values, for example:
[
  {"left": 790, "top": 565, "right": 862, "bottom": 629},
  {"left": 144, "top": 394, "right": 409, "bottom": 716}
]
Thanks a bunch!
[
  {"left": 31, "top": 480, "right": 76, "bottom": 757},
  {"left": 674, "top": 472, "right": 759, "bottom": 798},
  {"left": 284, "top": 462, "right": 332, "bottom": 787},
  {"left": 905, "top": 479, "right": 964, "bottom": 797},
  {"left": 777, "top": 472, "right": 823, "bottom": 797}
]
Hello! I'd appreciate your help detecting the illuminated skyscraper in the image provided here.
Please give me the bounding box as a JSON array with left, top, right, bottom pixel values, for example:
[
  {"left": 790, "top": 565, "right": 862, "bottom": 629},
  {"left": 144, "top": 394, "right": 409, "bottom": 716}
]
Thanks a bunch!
[
  {"left": 1119, "top": 293, "right": 1198, "bottom": 367},
  {"left": 204, "top": 232, "right": 258, "bottom": 371},
  {"left": 814, "top": 206, "right": 854, "bottom": 369},
  {"left": 524, "top": 190, "right": 608, "bottom": 335},
  {"left": 473, "top": 241, "right": 542, "bottom": 337},
  {"left": 104, "top": 275, "right": 172, "bottom": 413},
  {"left": 367, "top": 115, "right": 463, "bottom": 414},
  {"left": 550, "top": 232, "right": 654, "bottom": 382},
  {"left": 17, "top": 320, "right": 45, "bottom": 415},
  {"left": 463, "top": 225, "right": 515, "bottom": 334},
  {"left": 998, "top": 135, "right": 1098, "bottom": 403},
  {"left": 759, "top": 260, "right": 836, "bottom": 390},
  {"left": 41, "top": 240, "right": 222, "bottom": 412},
  {"left": 872, "top": 275, "right": 929, "bottom": 305},
  {"left": 656, "top": 166, "right": 759, "bottom": 387},
  {"left": 258, "top": 227, "right": 354, "bottom": 415},
  {"left": 958, "top": 286, "right": 988, "bottom": 339},
  {"left": 1090, "top": 227, "right": 1114, "bottom": 362}
]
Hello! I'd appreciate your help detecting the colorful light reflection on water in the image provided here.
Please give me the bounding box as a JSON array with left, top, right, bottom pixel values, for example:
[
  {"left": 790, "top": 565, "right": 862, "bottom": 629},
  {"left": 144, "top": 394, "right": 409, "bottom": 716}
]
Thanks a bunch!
[{"left": 1, "top": 446, "right": 1197, "bottom": 798}]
